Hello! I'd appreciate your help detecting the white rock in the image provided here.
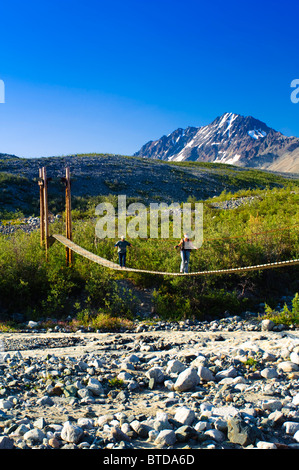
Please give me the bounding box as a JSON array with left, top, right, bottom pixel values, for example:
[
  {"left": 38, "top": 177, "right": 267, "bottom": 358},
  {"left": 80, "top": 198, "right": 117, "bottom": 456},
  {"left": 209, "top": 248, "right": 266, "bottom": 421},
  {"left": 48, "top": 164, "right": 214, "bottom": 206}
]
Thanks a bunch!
[
  {"left": 78, "top": 387, "right": 94, "bottom": 400},
  {"left": 282, "top": 421, "right": 299, "bottom": 435},
  {"left": 290, "top": 352, "right": 299, "bottom": 365},
  {"left": 294, "top": 430, "right": 299, "bottom": 443},
  {"left": 190, "top": 355, "right": 207, "bottom": 367},
  {"left": 268, "top": 410, "right": 284, "bottom": 425},
  {"left": 280, "top": 347, "right": 291, "bottom": 359},
  {"left": 256, "top": 441, "right": 277, "bottom": 449},
  {"left": 232, "top": 376, "right": 247, "bottom": 384},
  {"left": 130, "top": 420, "right": 148, "bottom": 437},
  {"left": 148, "top": 430, "right": 159, "bottom": 442},
  {"left": 197, "top": 365, "right": 215, "bottom": 382},
  {"left": 166, "top": 359, "right": 186, "bottom": 375},
  {"left": 215, "top": 376, "right": 246, "bottom": 387},
  {"left": 154, "top": 412, "right": 172, "bottom": 431},
  {"left": 121, "top": 423, "right": 131, "bottom": 435},
  {"left": 261, "top": 319, "right": 275, "bottom": 331},
  {"left": 24, "top": 365, "right": 37, "bottom": 375},
  {"left": 145, "top": 367, "right": 164, "bottom": 384},
  {"left": 204, "top": 429, "right": 226, "bottom": 442},
  {"left": 103, "top": 424, "right": 111, "bottom": 433},
  {"left": 98, "top": 414, "right": 113, "bottom": 427},
  {"left": 12, "top": 424, "right": 31, "bottom": 437},
  {"left": 126, "top": 354, "right": 140, "bottom": 363},
  {"left": 234, "top": 383, "right": 249, "bottom": 392},
  {"left": 262, "top": 352, "right": 277, "bottom": 362},
  {"left": 240, "top": 407, "right": 257, "bottom": 418},
  {"left": 174, "top": 367, "right": 199, "bottom": 391},
  {"left": 215, "top": 366, "right": 238, "bottom": 381},
  {"left": 277, "top": 361, "right": 299, "bottom": 372},
  {"left": 0, "top": 399, "right": 13, "bottom": 410},
  {"left": 194, "top": 421, "right": 209, "bottom": 432},
  {"left": 154, "top": 429, "right": 176, "bottom": 446},
  {"left": 292, "top": 393, "right": 299, "bottom": 406},
  {"left": 261, "top": 400, "right": 283, "bottom": 411},
  {"left": 120, "top": 361, "right": 135, "bottom": 370},
  {"left": 211, "top": 405, "right": 240, "bottom": 419},
  {"left": 260, "top": 368, "right": 278, "bottom": 379},
  {"left": 0, "top": 353, "right": 10, "bottom": 363},
  {"left": 61, "top": 421, "right": 84, "bottom": 444},
  {"left": 89, "top": 359, "right": 103, "bottom": 369},
  {"left": 110, "top": 419, "right": 120, "bottom": 427},
  {"left": 117, "top": 371, "right": 134, "bottom": 382},
  {"left": 50, "top": 424, "right": 63, "bottom": 432},
  {"left": 164, "top": 380, "right": 175, "bottom": 391},
  {"left": 155, "top": 412, "right": 169, "bottom": 424},
  {"left": 36, "top": 395, "right": 54, "bottom": 406},
  {"left": 174, "top": 406, "right": 195, "bottom": 426},
  {"left": 87, "top": 377, "right": 103, "bottom": 395},
  {"left": 77, "top": 418, "right": 94, "bottom": 429},
  {"left": 23, "top": 428, "right": 46, "bottom": 443},
  {"left": 200, "top": 402, "right": 213, "bottom": 413}
]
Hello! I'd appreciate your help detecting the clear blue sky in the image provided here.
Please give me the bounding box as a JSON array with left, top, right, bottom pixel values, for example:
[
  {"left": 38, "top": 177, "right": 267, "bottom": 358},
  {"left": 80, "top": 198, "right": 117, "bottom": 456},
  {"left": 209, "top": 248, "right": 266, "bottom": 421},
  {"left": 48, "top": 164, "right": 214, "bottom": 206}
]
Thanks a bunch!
[{"left": 0, "top": 0, "right": 298, "bottom": 158}]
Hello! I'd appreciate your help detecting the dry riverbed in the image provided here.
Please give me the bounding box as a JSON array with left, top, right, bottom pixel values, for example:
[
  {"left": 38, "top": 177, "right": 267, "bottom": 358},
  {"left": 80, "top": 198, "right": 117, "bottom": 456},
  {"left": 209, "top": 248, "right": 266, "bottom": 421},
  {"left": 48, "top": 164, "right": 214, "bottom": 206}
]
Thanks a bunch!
[{"left": 0, "top": 319, "right": 299, "bottom": 451}]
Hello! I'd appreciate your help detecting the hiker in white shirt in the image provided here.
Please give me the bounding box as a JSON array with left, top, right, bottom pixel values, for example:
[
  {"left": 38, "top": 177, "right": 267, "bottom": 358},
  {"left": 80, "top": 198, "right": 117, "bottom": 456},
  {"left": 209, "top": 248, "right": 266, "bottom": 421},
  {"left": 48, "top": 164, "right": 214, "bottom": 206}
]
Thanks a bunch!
[{"left": 175, "top": 234, "right": 198, "bottom": 273}]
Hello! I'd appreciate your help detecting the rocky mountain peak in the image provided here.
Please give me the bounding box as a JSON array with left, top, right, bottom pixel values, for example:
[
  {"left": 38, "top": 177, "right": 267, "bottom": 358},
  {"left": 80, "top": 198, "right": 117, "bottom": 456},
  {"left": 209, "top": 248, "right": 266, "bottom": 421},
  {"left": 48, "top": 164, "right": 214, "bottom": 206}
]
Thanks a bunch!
[{"left": 134, "top": 112, "right": 298, "bottom": 173}]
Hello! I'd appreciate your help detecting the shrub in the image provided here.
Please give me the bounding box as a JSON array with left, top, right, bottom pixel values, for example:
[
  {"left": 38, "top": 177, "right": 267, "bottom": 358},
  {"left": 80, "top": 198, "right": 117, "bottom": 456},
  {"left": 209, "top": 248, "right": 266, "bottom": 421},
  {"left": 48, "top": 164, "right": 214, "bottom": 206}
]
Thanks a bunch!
[
  {"left": 0, "top": 184, "right": 297, "bottom": 323},
  {"left": 262, "top": 293, "right": 299, "bottom": 326},
  {"left": 74, "top": 309, "right": 134, "bottom": 331}
]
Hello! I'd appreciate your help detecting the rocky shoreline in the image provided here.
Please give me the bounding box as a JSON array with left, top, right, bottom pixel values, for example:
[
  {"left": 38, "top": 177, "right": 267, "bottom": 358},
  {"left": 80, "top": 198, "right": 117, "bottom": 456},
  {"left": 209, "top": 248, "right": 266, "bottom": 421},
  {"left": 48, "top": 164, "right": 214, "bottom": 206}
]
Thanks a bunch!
[
  {"left": 0, "top": 215, "right": 58, "bottom": 235},
  {"left": 0, "top": 316, "right": 299, "bottom": 451}
]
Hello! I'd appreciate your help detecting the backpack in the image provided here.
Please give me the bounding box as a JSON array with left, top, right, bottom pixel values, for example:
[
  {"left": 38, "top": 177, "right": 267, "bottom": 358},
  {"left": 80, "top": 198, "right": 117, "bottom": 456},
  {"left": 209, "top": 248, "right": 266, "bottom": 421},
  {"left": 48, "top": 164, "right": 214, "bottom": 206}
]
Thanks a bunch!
[{"left": 181, "top": 238, "right": 191, "bottom": 252}]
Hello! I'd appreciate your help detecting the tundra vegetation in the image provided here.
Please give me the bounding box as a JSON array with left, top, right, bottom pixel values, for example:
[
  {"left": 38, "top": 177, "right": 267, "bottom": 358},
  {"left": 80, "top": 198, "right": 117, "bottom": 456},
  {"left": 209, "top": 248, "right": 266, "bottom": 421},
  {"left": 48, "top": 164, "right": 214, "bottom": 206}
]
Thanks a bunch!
[{"left": 0, "top": 162, "right": 298, "bottom": 331}]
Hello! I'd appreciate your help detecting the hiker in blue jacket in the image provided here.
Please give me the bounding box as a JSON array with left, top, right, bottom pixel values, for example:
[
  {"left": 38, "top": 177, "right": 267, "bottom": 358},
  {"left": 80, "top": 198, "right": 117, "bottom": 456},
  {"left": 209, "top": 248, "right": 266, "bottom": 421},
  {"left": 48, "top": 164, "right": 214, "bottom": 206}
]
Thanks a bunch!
[{"left": 115, "top": 236, "right": 132, "bottom": 267}]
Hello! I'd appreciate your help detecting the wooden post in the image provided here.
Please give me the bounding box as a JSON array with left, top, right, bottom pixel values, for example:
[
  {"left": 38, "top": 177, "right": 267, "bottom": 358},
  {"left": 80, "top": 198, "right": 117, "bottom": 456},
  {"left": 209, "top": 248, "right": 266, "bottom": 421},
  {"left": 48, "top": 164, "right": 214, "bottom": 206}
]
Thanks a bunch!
[
  {"left": 38, "top": 168, "right": 45, "bottom": 247},
  {"left": 65, "top": 167, "right": 73, "bottom": 266},
  {"left": 38, "top": 167, "right": 49, "bottom": 261},
  {"left": 42, "top": 167, "right": 49, "bottom": 261}
]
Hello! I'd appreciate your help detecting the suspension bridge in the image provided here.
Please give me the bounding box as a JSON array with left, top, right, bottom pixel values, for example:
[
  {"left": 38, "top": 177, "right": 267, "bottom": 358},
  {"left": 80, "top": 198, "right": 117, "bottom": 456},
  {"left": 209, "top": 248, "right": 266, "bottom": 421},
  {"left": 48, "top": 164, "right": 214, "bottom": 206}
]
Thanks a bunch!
[
  {"left": 39, "top": 167, "right": 299, "bottom": 276},
  {"left": 52, "top": 233, "right": 299, "bottom": 276}
]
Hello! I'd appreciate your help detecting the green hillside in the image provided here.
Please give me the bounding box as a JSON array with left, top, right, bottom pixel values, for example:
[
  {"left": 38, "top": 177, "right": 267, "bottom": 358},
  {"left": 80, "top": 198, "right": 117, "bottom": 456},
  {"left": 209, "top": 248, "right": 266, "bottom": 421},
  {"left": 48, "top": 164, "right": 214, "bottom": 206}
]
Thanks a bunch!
[
  {"left": 0, "top": 171, "right": 298, "bottom": 328},
  {"left": 0, "top": 153, "right": 297, "bottom": 220}
]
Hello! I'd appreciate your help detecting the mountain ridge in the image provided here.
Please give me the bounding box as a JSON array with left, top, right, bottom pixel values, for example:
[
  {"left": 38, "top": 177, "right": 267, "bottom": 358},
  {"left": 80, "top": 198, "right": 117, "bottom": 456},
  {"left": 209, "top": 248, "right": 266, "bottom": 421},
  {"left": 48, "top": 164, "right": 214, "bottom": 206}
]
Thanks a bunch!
[
  {"left": 134, "top": 112, "right": 299, "bottom": 173},
  {"left": 1, "top": 152, "right": 298, "bottom": 219}
]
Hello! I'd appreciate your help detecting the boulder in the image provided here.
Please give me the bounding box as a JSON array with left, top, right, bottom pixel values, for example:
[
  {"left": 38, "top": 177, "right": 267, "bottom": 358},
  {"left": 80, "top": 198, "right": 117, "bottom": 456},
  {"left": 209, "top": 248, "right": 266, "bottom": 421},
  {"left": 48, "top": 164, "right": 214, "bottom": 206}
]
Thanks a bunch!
[
  {"left": 227, "top": 416, "right": 261, "bottom": 446},
  {"left": 174, "top": 406, "right": 196, "bottom": 426},
  {"left": 61, "top": 421, "right": 84, "bottom": 444},
  {"left": 155, "top": 429, "right": 176, "bottom": 446},
  {"left": 197, "top": 365, "right": 215, "bottom": 382},
  {"left": 174, "top": 367, "right": 199, "bottom": 391}
]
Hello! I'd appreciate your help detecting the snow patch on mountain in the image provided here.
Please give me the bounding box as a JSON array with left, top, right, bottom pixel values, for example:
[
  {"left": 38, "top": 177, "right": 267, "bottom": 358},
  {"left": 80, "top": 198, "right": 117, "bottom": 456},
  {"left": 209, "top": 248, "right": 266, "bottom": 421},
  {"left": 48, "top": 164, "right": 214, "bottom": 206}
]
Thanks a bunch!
[
  {"left": 214, "top": 152, "right": 241, "bottom": 165},
  {"left": 248, "top": 129, "right": 267, "bottom": 140},
  {"left": 222, "top": 113, "right": 238, "bottom": 138}
]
